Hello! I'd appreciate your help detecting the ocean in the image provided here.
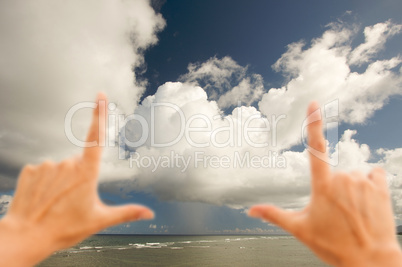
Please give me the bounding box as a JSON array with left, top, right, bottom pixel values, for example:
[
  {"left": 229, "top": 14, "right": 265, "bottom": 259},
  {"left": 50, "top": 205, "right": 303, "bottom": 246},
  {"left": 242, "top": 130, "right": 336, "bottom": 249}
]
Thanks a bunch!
[
  {"left": 38, "top": 235, "right": 327, "bottom": 266},
  {"left": 38, "top": 235, "right": 402, "bottom": 266}
]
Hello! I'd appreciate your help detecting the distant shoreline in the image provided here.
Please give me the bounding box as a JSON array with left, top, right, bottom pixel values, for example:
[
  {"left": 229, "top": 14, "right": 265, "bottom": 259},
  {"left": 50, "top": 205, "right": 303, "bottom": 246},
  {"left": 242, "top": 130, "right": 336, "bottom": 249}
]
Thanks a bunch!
[{"left": 95, "top": 233, "right": 292, "bottom": 236}]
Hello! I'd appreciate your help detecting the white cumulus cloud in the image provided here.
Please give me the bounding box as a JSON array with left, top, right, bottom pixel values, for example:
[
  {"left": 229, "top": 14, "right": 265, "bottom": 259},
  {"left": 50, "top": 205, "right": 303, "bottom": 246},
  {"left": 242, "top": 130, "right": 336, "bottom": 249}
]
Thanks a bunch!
[
  {"left": 0, "top": 0, "right": 165, "bottom": 176},
  {"left": 349, "top": 20, "right": 402, "bottom": 66},
  {"left": 179, "top": 56, "right": 264, "bottom": 109},
  {"left": 99, "top": 20, "right": 402, "bottom": 210}
]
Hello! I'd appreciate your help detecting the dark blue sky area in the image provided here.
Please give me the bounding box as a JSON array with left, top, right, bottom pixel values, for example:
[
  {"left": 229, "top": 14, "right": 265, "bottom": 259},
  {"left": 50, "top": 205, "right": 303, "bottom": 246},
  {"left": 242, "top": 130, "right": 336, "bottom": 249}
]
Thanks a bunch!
[
  {"left": 141, "top": 0, "right": 402, "bottom": 159},
  {"left": 1, "top": 0, "right": 400, "bottom": 235},
  {"left": 114, "top": 0, "right": 402, "bottom": 234},
  {"left": 143, "top": 0, "right": 402, "bottom": 97}
]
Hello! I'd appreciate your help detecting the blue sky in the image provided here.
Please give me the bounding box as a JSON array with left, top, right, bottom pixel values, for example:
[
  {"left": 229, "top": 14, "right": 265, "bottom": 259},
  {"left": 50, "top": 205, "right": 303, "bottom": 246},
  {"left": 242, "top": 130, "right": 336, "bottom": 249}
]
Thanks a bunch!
[
  {"left": 142, "top": 0, "right": 402, "bottom": 152},
  {"left": 109, "top": 0, "right": 402, "bottom": 234},
  {"left": 0, "top": 0, "right": 401, "bottom": 234}
]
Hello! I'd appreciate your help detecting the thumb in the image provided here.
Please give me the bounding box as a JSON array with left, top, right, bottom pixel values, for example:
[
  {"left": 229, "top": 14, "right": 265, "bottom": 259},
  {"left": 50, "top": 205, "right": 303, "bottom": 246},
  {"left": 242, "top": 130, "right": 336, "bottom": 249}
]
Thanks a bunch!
[
  {"left": 248, "top": 204, "right": 298, "bottom": 233},
  {"left": 99, "top": 204, "right": 154, "bottom": 229}
]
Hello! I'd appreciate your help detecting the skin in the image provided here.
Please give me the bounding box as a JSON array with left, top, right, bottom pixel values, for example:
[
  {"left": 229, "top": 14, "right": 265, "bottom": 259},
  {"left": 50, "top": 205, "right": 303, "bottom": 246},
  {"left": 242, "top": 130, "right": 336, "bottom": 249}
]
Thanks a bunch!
[
  {"left": 249, "top": 101, "right": 402, "bottom": 266},
  {"left": 0, "top": 93, "right": 154, "bottom": 267},
  {"left": 0, "top": 97, "right": 400, "bottom": 266}
]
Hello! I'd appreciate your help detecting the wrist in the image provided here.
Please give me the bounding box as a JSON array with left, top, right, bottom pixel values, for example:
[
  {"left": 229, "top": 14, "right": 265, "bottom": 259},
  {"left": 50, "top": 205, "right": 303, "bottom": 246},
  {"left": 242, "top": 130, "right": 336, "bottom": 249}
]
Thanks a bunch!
[
  {"left": 342, "top": 242, "right": 402, "bottom": 267},
  {"left": 0, "top": 215, "right": 54, "bottom": 266}
]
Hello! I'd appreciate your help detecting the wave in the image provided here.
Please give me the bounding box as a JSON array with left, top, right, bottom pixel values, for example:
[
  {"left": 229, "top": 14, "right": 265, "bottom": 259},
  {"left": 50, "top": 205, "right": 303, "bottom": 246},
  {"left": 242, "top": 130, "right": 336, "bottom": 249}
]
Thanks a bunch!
[{"left": 68, "top": 235, "right": 294, "bottom": 254}]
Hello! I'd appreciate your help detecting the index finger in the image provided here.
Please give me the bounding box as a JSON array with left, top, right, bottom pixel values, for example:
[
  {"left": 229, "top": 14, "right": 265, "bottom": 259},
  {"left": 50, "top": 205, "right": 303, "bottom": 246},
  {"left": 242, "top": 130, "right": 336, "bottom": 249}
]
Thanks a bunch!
[
  {"left": 306, "top": 101, "right": 331, "bottom": 193},
  {"left": 82, "top": 92, "right": 107, "bottom": 170}
]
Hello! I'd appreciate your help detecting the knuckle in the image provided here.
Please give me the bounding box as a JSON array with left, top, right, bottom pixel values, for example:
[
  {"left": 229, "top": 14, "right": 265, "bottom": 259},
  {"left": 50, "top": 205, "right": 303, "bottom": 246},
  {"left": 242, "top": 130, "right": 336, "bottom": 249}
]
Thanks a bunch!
[
  {"left": 333, "top": 171, "right": 362, "bottom": 188},
  {"left": 318, "top": 182, "right": 329, "bottom": 194},
  {"left": 377, "top": 192, "right": 390, "bottom": 204},
  {"left": 309, "top": 139, "right": 326, "bottom": 152},
  {"left": 58, "top": 159, "right": 75, "bottom": 170},
  {"left": 36, "top": 161, "right": 56, "bottom": 176},
  {"left": 20, "top": 164, "right": 37, "bottom": 178},
  {"left": 333, "top": 171, "right": 350, "bottom": 181},
  {"left": 372, "top": 167, "right": 385, "bottom": 174},
  {"left": 41, "top": 160, "right": 55, "bottom": 169},
  {"left": 351, "top": 171, "right": 366, "bottom": 183},
  {"left": 373, "top": 169, "right": 386, "bottom": 180},
  {"left": 351, "top": 170, "right": 364, "bottom": 178},
  {"left": 23, "top": 164, "right": 37, "bottom": 173},
  {"left": 357, "top": 179, "right": 368, "bottom": 188},
  {"left": 377, "top": 187, "right": 391, "bottom": 200}
]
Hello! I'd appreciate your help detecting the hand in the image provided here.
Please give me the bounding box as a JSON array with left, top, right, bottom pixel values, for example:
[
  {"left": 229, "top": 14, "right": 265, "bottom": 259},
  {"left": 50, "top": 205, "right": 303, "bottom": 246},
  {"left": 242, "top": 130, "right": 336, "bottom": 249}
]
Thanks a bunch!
[
  {"left": 249, "top": 101, "right": 402, "bottom": 267},
  {"left": 0, "top": 93, "right": 154, "bottom": 267}
]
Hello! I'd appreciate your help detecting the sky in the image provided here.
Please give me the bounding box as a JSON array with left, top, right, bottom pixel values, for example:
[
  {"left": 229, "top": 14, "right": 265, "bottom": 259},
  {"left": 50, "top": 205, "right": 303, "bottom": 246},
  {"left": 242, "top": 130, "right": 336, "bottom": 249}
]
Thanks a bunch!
[{"left": 0, "top": 0, "right": 401, "bottom": 234}]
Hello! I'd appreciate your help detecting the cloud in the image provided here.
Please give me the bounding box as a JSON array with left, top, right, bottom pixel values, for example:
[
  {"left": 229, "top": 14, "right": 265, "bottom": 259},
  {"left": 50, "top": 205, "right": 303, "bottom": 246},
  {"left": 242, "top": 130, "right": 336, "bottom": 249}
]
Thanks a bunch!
[
  {"left": 349, "top": 20, "right": 402, "bottom": 66},
  {"left": 0, "top": 195, "right": 12, "bottom": 215},
  {"left": 2, "top": 7, "right": 402, "bottom": 217},
  {"left": 377, "top": 147, "right": 402, "bottom": 222},
  {"left": 98, "top": 20, "right": 402, "bottom": 210},
  {"left": 179, "top": 56, "right": 264, "bottom": 109},
  {"left": 109, "top": 109, "right": 378, "bottom": 209},
  {"left": 0, "top": 0, "right": 165, "bottom": 181},
  {"left": 220, "top": 227, "right": 286, "bottom": 235},
  {"left": 378, "top": 147, "right": 402, "bottom": 179},
  {"left": 261, "top": 20, "right": 402, "bottom": 148}
]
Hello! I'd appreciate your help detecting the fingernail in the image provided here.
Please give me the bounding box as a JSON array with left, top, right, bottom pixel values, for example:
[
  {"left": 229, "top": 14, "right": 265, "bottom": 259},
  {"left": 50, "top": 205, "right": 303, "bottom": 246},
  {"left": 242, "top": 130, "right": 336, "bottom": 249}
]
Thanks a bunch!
[{"left": 138, "top": 209, "right": 154, "bottom": 220}]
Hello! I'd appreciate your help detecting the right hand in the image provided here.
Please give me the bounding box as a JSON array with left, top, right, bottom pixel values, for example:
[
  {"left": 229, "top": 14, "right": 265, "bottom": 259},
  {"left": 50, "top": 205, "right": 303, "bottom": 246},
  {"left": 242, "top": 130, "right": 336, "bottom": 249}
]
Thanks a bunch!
[{"left": 249, "top": 101, "right": 402, "bottom": 266}]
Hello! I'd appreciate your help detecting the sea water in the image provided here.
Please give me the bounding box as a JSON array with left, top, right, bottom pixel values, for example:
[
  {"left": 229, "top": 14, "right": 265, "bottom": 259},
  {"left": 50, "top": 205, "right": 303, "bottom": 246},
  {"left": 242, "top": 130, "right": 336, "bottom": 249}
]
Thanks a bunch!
[
  {"left": 38, "top": 235, "right": 326, "bottom": 266},
  {"left": 38, "top": 235, "right": 402, "bottom": 266}
]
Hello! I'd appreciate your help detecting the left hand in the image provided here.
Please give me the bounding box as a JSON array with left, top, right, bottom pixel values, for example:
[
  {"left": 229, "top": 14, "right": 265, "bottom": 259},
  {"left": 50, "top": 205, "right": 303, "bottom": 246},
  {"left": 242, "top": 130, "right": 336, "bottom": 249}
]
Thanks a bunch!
[{"left": 0, "top": 93, "right": 154, "bottom": 266}]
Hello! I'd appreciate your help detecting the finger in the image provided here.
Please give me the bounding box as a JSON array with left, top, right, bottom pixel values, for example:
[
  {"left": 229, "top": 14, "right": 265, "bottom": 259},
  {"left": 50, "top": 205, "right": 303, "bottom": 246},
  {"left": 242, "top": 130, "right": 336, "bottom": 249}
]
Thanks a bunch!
[
  {"left": 16, "top": 164, "right": 38, "bottom": 192},
  {"left": 368, "top": 167, "right": 388, "bottom": 191},
  {"left": 82, "top": 92, "right": 107, "bottom": 170},
  {"left": 306, "top": 101, "right": 331, "bottom": 193},
  {"left": 350, "top": 170, "right": 366, "bottom": 182},
  {"left": 248, "top": 205, "right": 298, "bottom": 234},
  {"left": 98, "top": 204, "right": 154, "bottom": 229},
  {"left": 34, "top": 161, "right": 57, "bottom": 203},
  {"left": 10, "top": 164, "right": 38, "bottom": 213}
]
